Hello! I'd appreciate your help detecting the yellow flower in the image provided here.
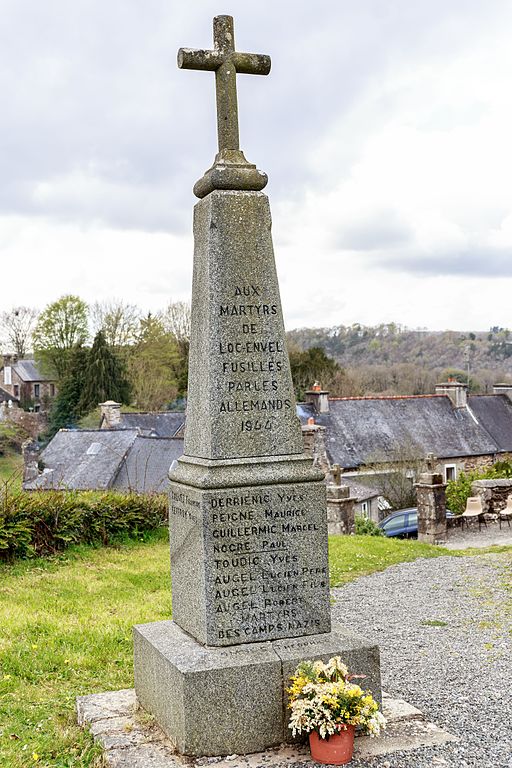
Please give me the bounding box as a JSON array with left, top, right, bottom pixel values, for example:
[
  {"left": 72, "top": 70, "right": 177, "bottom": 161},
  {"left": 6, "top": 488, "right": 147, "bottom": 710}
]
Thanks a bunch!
[
  {"left": 32, "top": 753, "right": 40, "bottom": 762},
  {"left": 3, "top": 674, "right": 11, "bottom": 680},
  {"left": 31, "top": 644, "right": 38, "bottom": 650}
]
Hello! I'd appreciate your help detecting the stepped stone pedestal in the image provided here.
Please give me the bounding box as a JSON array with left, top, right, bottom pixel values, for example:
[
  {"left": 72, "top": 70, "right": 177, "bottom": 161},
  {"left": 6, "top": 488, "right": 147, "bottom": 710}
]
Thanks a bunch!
[
  {"left": 133, "top": 15, "right": 381, "bottom": 757},
  {"left": 134, "top": 621, "right": 380, "bottom": 756}
]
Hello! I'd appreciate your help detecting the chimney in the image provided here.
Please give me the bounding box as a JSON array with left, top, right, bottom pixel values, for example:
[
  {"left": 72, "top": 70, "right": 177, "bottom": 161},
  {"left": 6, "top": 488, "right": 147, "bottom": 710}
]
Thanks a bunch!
[
  {"left": 305, "top": 381, "right": 330, "bottom": 413},
  {"left": 435, "top": 380, "right": 468, "bottom": 408},
  {"left": 22, "top": 439, "right": 41, "bottom": 483},
  {"left": 100, "top": 400, "right": 121, "bottom": 429},
  {"left": 492, "top": 383, "right": 512, "bottom": 402},
  {"left": 301, "top": 421, "right": 329, "bottom": 474}
]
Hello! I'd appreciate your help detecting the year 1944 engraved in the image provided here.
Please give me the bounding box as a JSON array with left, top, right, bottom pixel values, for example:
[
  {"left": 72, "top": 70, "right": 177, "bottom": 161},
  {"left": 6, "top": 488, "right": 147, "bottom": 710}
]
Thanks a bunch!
[{"left": 241, "top": 418, "right": 273, "bottom": 432}]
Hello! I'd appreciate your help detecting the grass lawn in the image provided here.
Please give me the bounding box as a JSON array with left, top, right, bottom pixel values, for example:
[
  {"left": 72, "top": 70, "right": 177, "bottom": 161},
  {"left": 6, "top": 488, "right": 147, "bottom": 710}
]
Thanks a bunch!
[
  {"left": 0, "top": 529, "right": 510, "bottom": 767},
  {"left": 0, "top": 452, "right": 23, "bottom": 486}
]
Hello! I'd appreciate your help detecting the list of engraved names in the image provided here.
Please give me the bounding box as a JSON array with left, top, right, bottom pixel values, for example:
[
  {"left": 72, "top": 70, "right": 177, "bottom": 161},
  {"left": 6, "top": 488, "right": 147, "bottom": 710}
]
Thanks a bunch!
[{"left": 170, "top": 484, "right": 330, "bottom": 643}]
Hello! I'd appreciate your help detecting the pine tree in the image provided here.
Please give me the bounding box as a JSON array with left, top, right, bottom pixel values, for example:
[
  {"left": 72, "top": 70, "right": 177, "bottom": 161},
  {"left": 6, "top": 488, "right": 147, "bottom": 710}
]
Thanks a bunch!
[
  {"left": 47, "top": 346, "right": 89, "bottom": 437},
  {"left": 78, "top": 331, "right": 131, "bottom": 414}
]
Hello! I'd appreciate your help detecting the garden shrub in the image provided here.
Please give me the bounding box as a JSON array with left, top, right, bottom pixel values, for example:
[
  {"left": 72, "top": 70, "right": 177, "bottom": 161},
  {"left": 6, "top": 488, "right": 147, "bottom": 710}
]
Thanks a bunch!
[
  {"left": 0, "top": 487, "right": 167, "bottom": 560},
  {"left": 446, "top": 460, "right": 512, "bottom": 515},
  {"left": 354, "top": 516, "right": 383, "bottom": 536}
]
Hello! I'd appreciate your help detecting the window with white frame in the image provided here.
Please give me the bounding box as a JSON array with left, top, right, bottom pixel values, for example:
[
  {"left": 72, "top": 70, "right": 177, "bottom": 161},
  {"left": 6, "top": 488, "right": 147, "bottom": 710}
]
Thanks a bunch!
[
  {"left": 4, "top": 366, "right": 11, "bottom": 385},
  {"left": 360, "top": 501, "right": 369, "bottom": 518},
  {"left": 444, "top": 464, "right": 457, "bottom": 482}
]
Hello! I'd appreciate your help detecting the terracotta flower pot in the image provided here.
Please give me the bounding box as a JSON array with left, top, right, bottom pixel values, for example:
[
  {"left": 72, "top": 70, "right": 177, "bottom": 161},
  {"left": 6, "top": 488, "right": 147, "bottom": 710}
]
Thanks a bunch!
[{"left": 309, "top": 726, "right": 355, "bottom": 765}]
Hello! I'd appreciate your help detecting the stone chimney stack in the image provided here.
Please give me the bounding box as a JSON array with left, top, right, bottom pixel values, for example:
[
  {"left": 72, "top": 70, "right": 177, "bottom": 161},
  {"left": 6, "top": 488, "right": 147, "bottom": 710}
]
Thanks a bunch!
[
  {"left": 100, "top": 401, "right": 121, "bottom": 429},
  {"left": 305, "top": 381, "right": 330, "bottom": 413},
  {"left": 435, "top": 380, "right": 468, "bottom": 408},
  {"left": 22, "top": 439, "right": 40, "bottom": 483},
  {"left": 492, "top": 383, "right": 512, "bottom": 401}
]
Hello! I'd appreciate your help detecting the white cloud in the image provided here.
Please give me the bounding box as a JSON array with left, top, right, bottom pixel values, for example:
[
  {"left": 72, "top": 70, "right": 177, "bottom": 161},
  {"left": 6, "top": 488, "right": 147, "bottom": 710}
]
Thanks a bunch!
[
  {"left": 1, "top": 1, "right": 512, "bottom": 332},
  {"left": 0, "top": 215, "right": 192, "bottom": 311}
]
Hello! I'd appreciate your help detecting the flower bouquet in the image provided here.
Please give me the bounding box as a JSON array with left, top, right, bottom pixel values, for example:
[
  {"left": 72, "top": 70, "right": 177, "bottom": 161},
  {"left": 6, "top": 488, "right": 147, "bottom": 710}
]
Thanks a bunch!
[{"left": 287, "top": 656, "right": 386, "bottom": 765}]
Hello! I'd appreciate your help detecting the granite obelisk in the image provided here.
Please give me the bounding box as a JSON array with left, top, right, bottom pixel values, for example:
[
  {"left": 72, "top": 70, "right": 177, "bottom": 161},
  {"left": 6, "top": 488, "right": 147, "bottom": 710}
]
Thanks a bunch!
[{"left": 133, "top": 16, "right": 380, "bottom": 756}]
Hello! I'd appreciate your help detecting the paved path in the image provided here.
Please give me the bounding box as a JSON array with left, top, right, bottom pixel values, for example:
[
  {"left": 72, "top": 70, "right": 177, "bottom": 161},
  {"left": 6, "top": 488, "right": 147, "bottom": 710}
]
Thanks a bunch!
[{"left": 445, "top": 522, "right": 512, "bottom": 549}]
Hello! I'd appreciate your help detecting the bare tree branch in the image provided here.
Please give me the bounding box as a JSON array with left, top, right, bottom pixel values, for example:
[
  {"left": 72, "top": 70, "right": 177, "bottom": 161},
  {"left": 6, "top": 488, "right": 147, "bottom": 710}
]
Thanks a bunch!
[{"left": 0, "top": 306, "right": 40, "bottom": 357}]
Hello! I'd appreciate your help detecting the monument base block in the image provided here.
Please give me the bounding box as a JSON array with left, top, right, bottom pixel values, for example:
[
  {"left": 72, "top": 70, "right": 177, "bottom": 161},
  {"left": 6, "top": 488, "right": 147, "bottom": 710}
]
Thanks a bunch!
[{"left": 134, "top": 620, "right": 381, "bottom": 757}]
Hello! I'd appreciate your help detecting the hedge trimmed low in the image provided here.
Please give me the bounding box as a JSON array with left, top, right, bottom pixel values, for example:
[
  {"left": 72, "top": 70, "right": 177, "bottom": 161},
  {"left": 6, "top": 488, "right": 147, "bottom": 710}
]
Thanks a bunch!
[{"left": 0, "top": 488, "right": 168, "bottom": 560}]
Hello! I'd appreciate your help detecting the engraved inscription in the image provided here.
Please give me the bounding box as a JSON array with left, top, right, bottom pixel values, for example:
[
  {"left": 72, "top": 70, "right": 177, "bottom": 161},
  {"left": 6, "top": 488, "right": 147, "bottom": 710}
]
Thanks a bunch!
[
  {"left": 171, "top": 483, "right": 331, "bottom": 644},
  {"left": 169, "top": 489, "right": 200, "bottom": 522},
  {"left": 217, "top": 284, "right": 293, "bottom": 434}
]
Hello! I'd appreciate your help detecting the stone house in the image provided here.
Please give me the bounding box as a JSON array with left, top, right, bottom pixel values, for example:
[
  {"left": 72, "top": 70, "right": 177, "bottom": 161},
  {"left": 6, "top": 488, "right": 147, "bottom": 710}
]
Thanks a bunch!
[
  {"left": 24, "top": 428, "right": 184, "bottom": 493},
  {"left": 57, "top": 381, "right": 512, "bottom": 515},
  {"left": 0, "top": 355, "right": 56, "bottom": 412},
  {"left": 300, "top": 381, "right": 512, "bottom": 507},
  {"left": 99, "top": 401, "right": 185, "bottom": 438},
  {"left": 346, "top": 479, "right": 382, "bottom": 520}
]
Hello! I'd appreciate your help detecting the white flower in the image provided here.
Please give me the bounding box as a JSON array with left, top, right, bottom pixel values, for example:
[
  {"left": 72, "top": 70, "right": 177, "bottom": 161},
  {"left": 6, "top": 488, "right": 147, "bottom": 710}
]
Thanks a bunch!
[
  {"left": 324, "top": 656, "right": 349, "bottom": 679},
  {"left": 367, "top": 711, "right": 387, "bottom": 737}
]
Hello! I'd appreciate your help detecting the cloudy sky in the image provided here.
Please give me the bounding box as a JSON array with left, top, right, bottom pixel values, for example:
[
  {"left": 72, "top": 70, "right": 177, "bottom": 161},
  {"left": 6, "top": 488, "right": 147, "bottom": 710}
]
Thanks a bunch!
[{"left": 2, "top": 0, "right": 512, "bottom": 331}]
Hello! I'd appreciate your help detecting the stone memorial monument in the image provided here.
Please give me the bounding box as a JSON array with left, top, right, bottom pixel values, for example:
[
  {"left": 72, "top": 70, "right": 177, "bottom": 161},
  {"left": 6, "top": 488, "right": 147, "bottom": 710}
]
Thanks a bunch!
[{"left": 133, "top": 15, "right": 381, "bottom": 757}]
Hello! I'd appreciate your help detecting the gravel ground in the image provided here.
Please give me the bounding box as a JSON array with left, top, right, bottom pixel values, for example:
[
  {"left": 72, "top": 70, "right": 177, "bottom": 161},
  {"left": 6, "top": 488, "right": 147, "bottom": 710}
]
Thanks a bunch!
[
  {"left": 330, "top": 553, "right": 512, "bottom": 768},
  {"left": 445, "top": 522, "right": 512, "bottom": 549}
]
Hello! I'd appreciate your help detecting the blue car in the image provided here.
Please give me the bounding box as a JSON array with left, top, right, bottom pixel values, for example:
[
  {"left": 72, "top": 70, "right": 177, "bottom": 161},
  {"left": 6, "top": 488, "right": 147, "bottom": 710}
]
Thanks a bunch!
[{"left": 378, "top": 507, "right": 455, "bottom": 537}]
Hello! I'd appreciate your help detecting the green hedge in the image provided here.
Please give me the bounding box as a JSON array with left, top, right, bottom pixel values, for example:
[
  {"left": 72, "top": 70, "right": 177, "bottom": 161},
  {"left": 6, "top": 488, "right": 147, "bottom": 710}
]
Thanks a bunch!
[{"left": 0, "top": 489, "right": 168, "bottom": 560}]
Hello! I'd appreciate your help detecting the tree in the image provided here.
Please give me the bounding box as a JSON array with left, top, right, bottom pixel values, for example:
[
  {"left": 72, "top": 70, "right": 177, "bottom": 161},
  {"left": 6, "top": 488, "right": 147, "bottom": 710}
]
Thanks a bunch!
[
  {"left": 46, "top": 346, "right": 89, "bottom": 437},
  {"left": 78, "top": 331, "right": 131, "bottom": 414},
  {"left": 127, "top": 314, "right": 180, "bottom": 410},
  {"left": 289, "top": 346, "right": 340, "bottom": 400},
  {"left": 0, "top": 306, "right": 39, "bottom": 357},
  {"left": 162, "top": 301, "right": 191, "bottom": 351},
  {"left": 364, "top": 441, "right": 425, "bottom": 510},
  {"left": 90, "top": 300, "right": 140, "bottom": 350},
  {"left": 162, "top": 301, "right": 191, "bottom": 397},
  {"left": 33, "top": 295, "right": 89, "bottom": 380}
]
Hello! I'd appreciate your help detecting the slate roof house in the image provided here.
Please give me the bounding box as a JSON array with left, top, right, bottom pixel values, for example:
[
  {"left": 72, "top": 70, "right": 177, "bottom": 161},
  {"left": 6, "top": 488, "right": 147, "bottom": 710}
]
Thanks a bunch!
[
  {"left": 99, "top": 401, "right": 185, "bottom": 438},
  {"left": 302, "top": 381, "right": 512, "bottom": 484},
  {"left": 344, "top": 479, "right": 382, "bottom": 520},
  {"left": 24, "top": 429, "right": 184, "bottom": 493},
  {"left": 28, "top": 381, "right": 512, "bottom": 514},
  {"left": 0, "top": 355, "right": 56, "bottom": 412}
]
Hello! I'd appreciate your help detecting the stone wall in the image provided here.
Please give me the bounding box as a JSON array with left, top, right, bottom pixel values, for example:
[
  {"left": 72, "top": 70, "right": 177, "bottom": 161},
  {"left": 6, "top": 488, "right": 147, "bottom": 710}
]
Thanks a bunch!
[
  {"left": 0, "top": 404, "right": 46, "bottom": 439},
  {"left": 434, "top": 454, "right": 496, "bottom": 479},
  {"left": 458, "top": 454, "right": 496, "bottom": 473},
  {"left": 471, "top": 479, "right": 512, "bottom": 514}
]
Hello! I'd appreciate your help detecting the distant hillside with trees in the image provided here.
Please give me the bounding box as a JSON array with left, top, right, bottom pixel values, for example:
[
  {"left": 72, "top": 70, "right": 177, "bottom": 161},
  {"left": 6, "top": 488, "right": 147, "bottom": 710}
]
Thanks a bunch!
[{"left": 287, "top": 323, "right": 512, "bottom": 396}]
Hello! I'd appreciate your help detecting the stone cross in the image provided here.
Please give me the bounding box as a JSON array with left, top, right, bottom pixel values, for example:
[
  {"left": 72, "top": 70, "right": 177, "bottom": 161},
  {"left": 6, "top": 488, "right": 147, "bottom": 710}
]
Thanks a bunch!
[
  {"left": 178, "top": 15, "right": 271, "bottom": 152},
  {"left": 331, "top": 463, "right": 342, "bottom": 486},
  {"left": 425, "top": 452, "right": 437, "bottom": 472}
]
